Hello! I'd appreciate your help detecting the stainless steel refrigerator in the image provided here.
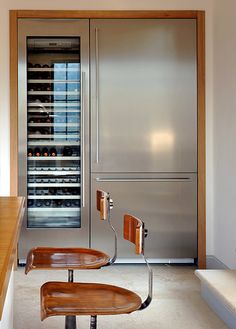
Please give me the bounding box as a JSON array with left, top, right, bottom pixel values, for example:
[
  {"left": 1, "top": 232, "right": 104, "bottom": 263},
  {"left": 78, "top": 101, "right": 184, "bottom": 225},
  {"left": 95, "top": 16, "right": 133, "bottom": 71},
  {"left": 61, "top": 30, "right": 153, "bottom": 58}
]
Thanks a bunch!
[
  {"left": 18, "top": 18, "right": 197, "bottom": 262},
  {"left": 90, "top": 19, "right": 197, "bottom": 262}
]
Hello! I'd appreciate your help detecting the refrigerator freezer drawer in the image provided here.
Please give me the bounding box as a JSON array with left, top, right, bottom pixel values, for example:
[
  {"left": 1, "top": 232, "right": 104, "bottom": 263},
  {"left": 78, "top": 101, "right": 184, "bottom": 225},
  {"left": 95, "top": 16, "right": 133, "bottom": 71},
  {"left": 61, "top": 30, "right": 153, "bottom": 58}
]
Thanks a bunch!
[{"left": 91, "top": 173, "right": 197, "bottom": 260}]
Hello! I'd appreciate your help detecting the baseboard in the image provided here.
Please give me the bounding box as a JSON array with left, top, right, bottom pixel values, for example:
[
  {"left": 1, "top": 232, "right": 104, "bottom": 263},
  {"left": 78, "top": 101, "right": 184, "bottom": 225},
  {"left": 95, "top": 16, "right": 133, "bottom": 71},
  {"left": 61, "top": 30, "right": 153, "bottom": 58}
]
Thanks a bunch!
[
  {"left": 18, "top": 257, "right": 195, "bottom": 266},
  {"left": 206, "top": 255, "right": 228, "bottom": 269},
  {"left": 115, "top": 258, "right": 195, "bottom": 264}
]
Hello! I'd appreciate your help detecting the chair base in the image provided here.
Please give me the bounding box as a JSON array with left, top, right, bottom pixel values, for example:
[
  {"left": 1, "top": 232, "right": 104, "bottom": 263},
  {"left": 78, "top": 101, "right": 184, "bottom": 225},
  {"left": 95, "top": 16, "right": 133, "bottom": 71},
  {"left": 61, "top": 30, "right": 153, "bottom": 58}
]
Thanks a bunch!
[
  {"left": 90, "top": 315, "right": 97, "bottom": 329},
  {"left": 65, "top": 315, "right": 76, "bottom": 329}
]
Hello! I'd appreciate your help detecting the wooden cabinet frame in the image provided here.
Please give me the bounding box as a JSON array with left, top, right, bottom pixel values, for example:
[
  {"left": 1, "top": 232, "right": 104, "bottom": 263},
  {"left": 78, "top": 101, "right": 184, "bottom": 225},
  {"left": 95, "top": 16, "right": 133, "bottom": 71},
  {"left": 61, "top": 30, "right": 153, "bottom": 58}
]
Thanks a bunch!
[{"left": 9, "top": 10, "right": 206, "bottom": 268}]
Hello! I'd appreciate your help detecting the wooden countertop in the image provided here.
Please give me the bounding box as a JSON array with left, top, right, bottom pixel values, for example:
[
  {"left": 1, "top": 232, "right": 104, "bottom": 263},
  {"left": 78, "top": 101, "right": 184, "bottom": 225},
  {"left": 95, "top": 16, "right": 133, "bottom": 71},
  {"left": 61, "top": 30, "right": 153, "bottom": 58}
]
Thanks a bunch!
[{"left": 0, "top": 197, "right": 25, "bottom": 319}]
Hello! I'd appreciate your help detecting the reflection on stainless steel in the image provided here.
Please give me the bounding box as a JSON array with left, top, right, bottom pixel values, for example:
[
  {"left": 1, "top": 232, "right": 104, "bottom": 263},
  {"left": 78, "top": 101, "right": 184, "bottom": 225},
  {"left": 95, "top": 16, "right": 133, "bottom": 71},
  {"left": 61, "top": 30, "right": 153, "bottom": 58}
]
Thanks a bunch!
[{"left": 150, "top": 131, "right": 175, "bottom": 152}]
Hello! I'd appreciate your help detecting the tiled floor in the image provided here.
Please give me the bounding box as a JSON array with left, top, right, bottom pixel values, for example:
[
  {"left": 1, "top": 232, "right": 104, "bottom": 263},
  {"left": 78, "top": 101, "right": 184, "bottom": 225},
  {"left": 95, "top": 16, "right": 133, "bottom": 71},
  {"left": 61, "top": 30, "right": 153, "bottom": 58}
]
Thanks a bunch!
[{"left": 14, "top": 265, "right": 228, "bottom": 329}]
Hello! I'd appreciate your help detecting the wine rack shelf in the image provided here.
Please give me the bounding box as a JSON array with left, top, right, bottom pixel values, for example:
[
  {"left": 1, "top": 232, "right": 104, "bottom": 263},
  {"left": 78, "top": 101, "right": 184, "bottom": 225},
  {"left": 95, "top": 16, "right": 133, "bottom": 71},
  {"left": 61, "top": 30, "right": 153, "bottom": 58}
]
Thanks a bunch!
[
  {"left": 28, "top": 134, "right": 80, "bottom": 139},
  {"left": 28, "top": 68, "right": 79, "bottom": 72},
  {"left": 28, "top": 141, "right": 80, "bottom": 146},
  {"left": 28, "top": 208, "right": 80, "bottom": 212},
  {"left": 28, "top": 102, "right": 80, "bottom": 107},
  {"left": 28, "top": 183, "right": 80, "bottom": 187},
  {"left": 27, "top": 156, "right": 80, "bottom": 161},
  {"left": 28, "top": 195, "right": 80, "bottom": 200},
  {"left": 28, "top": 123, "right": 80, "bottom": 127},
  {"left": 28, "top": 91, "right": 80, "bottom": 96},
  {"left": 28, "top": 171, "right": 80, "bottom": 175},
  {"left": 28, "top": 79, "right": 80, "bottom": 83}
]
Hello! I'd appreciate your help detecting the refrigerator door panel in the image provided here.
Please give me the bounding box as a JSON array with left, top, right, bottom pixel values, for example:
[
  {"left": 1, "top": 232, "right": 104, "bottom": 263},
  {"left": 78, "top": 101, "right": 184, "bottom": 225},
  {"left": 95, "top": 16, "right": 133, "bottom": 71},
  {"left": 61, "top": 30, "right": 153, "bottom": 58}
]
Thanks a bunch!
[
  {"left": 90, "top": 19, "right": 197, "bottom": 173},
  {"left": 91, "top": 173, "right": 197, "bottom": 259},
  {"left": 18, "top": 19, "right": 90, "bottom": 259}
]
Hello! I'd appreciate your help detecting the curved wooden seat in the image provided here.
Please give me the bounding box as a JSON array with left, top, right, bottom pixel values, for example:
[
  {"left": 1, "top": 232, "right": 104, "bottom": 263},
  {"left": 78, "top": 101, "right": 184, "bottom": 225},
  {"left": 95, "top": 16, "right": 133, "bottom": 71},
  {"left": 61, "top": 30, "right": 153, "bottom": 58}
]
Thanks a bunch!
[
  {"left": 25, "top": 247, "right": 110, "bottom": 274},
  {"left": 41, "top": 281, "right": 142, "bottom": 320}
]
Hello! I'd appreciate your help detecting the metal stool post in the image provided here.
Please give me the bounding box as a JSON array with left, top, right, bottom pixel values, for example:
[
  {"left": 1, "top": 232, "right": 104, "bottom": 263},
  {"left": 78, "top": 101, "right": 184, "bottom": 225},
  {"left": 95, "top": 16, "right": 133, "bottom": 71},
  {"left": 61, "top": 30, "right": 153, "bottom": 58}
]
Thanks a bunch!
[
  {"left": 90, "top": 316, "right": 97, "bottom": 329},
  {"left": 65, "top": 270, "right": 76, "bottom": 329}
]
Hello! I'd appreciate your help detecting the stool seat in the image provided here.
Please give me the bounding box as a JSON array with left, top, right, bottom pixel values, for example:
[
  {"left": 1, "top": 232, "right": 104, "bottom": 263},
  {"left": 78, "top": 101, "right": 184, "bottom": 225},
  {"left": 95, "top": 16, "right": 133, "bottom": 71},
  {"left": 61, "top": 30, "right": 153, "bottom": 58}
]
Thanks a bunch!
[
  {"left": 25, "top": 247, "right": 110, "bottom": 274},
  {"left": 41, "top": 281, "right": 142, "bottom": 320}
]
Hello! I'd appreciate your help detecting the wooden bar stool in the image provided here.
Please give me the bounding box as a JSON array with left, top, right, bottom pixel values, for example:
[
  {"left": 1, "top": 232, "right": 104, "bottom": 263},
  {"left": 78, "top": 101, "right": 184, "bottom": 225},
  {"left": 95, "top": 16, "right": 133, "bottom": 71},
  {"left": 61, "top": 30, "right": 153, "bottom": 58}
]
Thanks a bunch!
[
  {"left": 40, "top": 214, "right": 153, "bottom": 329},
  {"left": 26, "top": 190, "right": 117, "bottom": 329}
]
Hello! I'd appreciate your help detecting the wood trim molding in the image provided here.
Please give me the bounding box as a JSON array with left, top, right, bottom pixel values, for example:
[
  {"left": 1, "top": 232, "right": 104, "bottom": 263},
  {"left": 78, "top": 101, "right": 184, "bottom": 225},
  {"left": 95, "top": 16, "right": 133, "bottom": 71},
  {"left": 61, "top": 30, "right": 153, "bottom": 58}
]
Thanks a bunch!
[
  {"left": 13, "top": 10, "right": 199, "bottom": 19},
  {"left": 197, "top": 11, "right": 206, "bottom": 269},
  {"left": 10, "top": 11, "right": 18, "bottom": 197},
  {"left": 9, "top": 10, "right": 206, "bottom": 268}
]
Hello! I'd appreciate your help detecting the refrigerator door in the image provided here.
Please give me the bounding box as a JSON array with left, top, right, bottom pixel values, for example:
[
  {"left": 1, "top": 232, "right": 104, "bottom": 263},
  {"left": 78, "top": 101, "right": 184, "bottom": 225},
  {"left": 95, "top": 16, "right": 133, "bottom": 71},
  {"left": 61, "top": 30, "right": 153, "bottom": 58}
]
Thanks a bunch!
[
  {"left": 18, "top": 19, "right": 90, "bottom": 259},
  {"left": 90, "top": 19, "right": 197, "bottom": 173},
  {"left": 91, "top": 173, "right": 197, "bottom": 260}
]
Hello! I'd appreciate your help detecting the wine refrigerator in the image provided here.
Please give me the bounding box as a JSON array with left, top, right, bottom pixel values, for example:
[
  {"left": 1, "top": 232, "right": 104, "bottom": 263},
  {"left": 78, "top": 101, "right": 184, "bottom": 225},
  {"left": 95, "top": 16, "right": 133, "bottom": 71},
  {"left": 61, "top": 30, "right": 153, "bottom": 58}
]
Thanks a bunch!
[{"left": 18, "top": 20, "right": 90, "bottom": 259}]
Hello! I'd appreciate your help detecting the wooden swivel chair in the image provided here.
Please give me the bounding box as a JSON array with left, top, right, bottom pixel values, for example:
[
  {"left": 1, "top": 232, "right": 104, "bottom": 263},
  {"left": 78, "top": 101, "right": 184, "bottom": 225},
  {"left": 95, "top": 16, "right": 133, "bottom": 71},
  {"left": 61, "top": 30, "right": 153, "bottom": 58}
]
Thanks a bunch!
[
  {"left": 26, "top": 190, "right": 117, "bottom": 329},
  {"left": 25, "top": 190, "right": 117, "bottom": 278},
  {"left": 40, "top": 214, "right": 153, "bottom": 329}
]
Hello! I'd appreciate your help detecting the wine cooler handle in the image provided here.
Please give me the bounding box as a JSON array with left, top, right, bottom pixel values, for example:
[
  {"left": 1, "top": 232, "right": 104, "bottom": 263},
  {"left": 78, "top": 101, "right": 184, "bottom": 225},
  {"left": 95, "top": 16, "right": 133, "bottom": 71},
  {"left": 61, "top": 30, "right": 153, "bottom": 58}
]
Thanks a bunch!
[
  {"left": 95, "top": 27, "right": 100, "bottom": 163},
  {"left": 81, "top": 71, "right": 85, "bottom": 207}
]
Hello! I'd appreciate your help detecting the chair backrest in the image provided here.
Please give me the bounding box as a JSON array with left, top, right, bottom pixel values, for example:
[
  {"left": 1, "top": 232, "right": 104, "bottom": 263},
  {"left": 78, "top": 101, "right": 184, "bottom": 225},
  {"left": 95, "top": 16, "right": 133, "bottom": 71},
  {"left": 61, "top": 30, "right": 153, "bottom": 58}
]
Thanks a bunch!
[
  {"left": 123, "top": 214, "right": 144, "bottom": 255},
  {"left": 96, "top": 190, "right": 112, "bottom": 221},
  {"left": 96, "top": 190, "right": 117, "bottom": 265},
  {"left": 123, "top": 213, "right": 153, "bottom": 310}
]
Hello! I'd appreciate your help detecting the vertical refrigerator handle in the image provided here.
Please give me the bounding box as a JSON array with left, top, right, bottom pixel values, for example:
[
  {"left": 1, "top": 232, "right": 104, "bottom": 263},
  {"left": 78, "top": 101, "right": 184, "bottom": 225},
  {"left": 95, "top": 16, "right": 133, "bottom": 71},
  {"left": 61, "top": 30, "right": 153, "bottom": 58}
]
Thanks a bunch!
[
  {"left": 81, "top": 71, "right": 85, "bottom": 207},
  {"left": 95, "top": 27, "right": 100, "bottom": 163}
]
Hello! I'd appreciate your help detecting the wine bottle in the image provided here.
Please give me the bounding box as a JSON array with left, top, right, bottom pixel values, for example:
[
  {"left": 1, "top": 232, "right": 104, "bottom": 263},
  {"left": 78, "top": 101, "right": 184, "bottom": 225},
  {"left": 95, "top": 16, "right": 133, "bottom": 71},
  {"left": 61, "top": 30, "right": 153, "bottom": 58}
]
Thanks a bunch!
[
  {"left": 34, "top": 147, "right": 41, "bottom": 157},
  {"left": 28, "top": 148, "right": 33, "bottom": 157},
  {"left": 56, "top": 200, "right": 63, "bottom": 207},
  {"left": 64, "top": 200, "right": 71, "bottom": 207},
  {"left": 44, "top": 200, "right": 51, "bottom": 207},
  {"left": 62, "top": 146, "right": 72, "bottom": 156},
  {"left": 42, "top": 147, "right": 49, "bottom": 157},
  {"left": 73, "top": 200, "right": 80, "bottom": 207},
  {"left": 28, "top": 200, "right": 34, "bottom": 207},
  {"left": 35, "top": 200, "right": 43, "bottom": 207},
  {"left": 50, "top": 147, "right": 57, "bottom": 157}
]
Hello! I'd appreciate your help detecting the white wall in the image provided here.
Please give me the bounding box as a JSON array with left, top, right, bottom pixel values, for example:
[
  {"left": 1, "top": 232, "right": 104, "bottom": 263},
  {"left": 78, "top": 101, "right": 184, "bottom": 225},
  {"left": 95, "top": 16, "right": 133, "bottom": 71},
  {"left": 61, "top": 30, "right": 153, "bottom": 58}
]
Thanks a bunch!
[
  {"left": 0, "top": 0, "right": 214, "bottom": 254},
  {"left": 213, "top": 0, "right": 236, "bottom": 268}
]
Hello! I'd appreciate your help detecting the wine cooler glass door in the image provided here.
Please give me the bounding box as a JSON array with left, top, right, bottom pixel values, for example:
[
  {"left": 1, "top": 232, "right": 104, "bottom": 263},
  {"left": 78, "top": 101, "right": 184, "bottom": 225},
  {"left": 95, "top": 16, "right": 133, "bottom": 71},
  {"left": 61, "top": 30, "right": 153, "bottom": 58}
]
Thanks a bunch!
[
  {"left": 27, "top": 38, "right": 82, "bottom": 228},
  {"left": 18, "top": 20, "right": 89, "bottom": 257}
]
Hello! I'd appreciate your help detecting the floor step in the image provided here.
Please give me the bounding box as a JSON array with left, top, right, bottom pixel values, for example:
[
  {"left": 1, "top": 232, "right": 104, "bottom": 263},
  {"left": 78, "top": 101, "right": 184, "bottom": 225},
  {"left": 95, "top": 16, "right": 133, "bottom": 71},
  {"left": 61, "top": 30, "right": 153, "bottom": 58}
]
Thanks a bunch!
[{"left": 195, "top": 270, "right": 236, "bottom": 329}]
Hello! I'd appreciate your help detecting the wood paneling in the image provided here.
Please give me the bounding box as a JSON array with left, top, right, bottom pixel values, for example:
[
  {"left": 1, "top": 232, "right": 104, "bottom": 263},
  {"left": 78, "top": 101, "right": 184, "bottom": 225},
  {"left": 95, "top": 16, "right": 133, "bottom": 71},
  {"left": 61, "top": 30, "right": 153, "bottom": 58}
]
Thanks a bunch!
[
  {"left": 0, "top": 197, "right": 25, "bottom": 319},
  {"left": 9, "top": 10, "right": 206, "bottom": 267}
]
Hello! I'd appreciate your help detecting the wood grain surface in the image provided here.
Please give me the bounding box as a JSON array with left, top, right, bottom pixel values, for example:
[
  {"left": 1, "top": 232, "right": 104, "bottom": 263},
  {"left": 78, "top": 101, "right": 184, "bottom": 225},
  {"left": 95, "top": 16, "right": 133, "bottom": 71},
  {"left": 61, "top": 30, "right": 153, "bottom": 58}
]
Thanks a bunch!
[
  {"left": 41, "top": 281, "right": 142, "bottom": 320},
  {"left": 25, "top": 247, "right": 110, "bottom": 274},
  {"left": 0, "top": 197, "right": 25, "bottom": 319}
]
